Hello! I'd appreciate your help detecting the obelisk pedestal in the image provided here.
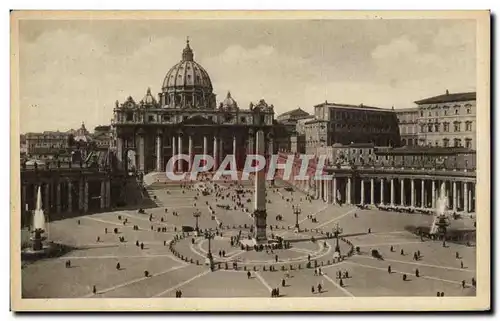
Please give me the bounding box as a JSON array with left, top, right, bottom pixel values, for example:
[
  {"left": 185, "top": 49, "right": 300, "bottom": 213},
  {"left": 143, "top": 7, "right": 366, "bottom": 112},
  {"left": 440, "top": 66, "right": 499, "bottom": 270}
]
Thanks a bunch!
[{"left": 253, "top": 129, "right": 267, "bottom": 244}]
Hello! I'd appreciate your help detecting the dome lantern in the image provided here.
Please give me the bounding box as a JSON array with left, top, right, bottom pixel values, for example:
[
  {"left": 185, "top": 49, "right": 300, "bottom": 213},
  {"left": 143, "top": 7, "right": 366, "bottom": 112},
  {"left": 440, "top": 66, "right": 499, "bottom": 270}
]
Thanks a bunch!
[{"left": 182, "top": 37, "right": 194, "bottom": 62}]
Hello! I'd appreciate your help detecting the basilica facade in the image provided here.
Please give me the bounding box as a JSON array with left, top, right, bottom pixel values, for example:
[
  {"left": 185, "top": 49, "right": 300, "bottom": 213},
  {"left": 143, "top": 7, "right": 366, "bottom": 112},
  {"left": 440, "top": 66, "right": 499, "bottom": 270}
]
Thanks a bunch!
[{"left": 112, "top": 40, "right": 276, "bottom": 173}]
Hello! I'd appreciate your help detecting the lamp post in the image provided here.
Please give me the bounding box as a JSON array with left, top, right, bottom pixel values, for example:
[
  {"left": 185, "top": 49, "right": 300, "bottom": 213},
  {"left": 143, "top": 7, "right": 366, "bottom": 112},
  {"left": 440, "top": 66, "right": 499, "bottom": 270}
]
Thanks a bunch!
[
  {"left": 193, "top": 209, "right": 201, "bottom": 233},
  {"left": 332, "top": 223, "right": 343, "bottom": 253},
  {"left": 205, "top": 230, "right": 215, "bottom": 260},
  {"left": 292, "top": 204, "right": 301, "bottom": 231}
]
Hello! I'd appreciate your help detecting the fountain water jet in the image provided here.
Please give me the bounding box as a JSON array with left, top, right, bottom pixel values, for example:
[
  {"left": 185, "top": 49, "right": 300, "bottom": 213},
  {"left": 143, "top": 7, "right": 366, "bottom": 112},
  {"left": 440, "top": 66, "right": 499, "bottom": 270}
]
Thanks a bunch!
[{"left": 30, "top": 186, "right": 47, "bottom": 251}]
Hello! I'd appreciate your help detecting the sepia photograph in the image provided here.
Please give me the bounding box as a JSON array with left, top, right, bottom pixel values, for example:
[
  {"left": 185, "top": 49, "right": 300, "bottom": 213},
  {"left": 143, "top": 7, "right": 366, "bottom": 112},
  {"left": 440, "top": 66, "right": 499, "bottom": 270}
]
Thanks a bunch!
[{"left": 10, "top": 10, "right": 490, "bottom": 311}]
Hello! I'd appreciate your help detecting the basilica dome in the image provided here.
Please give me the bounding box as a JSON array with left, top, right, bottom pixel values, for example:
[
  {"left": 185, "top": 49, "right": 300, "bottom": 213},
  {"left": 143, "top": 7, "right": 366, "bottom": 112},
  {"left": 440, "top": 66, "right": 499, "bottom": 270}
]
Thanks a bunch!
[{"left": 162, "top": 40, "right": 213, "bottom": 92}]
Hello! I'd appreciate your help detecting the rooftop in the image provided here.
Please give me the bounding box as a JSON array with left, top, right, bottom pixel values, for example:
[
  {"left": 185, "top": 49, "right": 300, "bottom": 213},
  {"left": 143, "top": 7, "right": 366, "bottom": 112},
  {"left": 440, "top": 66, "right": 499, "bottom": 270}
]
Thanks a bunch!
[
  {"left": 414, "top": 90, "right": 476, "bottom": 105},
  {"left": 314, "top": 101, "right": 393, "bottom": 112},
  {"left": 374, "top": 146, "right": 476, "bottom": 155},
  {"left": 278, "top": 107, "right": 311, "bottom": 118}
]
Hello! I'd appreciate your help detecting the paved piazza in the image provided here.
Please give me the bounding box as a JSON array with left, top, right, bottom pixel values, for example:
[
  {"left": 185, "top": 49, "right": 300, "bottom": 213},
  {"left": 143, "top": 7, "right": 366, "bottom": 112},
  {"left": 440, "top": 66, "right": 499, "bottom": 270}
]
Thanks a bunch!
[{"left": 22, "top": 179, "right": 476, "bottom": 298}]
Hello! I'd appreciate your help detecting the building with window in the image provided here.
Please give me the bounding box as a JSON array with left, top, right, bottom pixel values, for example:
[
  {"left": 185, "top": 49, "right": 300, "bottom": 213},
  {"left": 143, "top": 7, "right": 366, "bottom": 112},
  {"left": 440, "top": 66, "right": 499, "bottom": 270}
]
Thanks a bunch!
[
  {"left": 415, "top": 90, "right": 476, "bottom": 149},
  {"left": 303, "top": 101, "right": 400, "bottom": 154},
  {"left": 394, "top": 107, "right": 419, "bottom": 146}
]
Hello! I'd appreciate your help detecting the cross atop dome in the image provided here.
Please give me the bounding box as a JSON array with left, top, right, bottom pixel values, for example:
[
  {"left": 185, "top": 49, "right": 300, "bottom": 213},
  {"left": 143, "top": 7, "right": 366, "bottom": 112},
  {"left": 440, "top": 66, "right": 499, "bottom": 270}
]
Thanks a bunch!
[{"left": 182, "top": 36, "right": 194, "bottom": 61}]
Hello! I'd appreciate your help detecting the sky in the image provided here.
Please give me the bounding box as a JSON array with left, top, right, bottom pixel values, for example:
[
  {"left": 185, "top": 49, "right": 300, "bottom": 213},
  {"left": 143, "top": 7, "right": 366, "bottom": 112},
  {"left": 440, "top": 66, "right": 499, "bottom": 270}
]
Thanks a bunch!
[{"left": 18, "top": 18, "right": 476, "bottom": 133}]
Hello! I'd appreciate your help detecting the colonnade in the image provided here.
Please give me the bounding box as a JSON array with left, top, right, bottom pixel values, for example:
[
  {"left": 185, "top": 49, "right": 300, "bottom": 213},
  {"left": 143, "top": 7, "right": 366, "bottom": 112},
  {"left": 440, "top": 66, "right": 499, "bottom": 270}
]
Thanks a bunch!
[
  {"left": 119, "top": 129, "right": 274, "bottom": 173},
  {"left": 287, "top": 176, "right": 476, "bottom": 214}
]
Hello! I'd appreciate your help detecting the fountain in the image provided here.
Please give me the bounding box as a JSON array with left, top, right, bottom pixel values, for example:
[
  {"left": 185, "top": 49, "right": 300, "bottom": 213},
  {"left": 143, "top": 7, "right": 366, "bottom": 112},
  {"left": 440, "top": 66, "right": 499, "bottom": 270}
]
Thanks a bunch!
[
  {"left": 22, "top": 186, "right": 61, "bottom": 260},
  {"left": 31, "top": 186, "right": 47, "bottom": 251},
  {"left": 430, "top": 183, "right": 449, "bottom": 235}
]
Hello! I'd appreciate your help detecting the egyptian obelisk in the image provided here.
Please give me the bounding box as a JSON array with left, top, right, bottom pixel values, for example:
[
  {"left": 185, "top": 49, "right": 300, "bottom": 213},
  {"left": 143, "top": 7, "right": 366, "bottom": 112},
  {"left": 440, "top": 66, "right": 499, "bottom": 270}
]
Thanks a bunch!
[{"left": 253, "top": 129, "right": 267, "bottom": 243}]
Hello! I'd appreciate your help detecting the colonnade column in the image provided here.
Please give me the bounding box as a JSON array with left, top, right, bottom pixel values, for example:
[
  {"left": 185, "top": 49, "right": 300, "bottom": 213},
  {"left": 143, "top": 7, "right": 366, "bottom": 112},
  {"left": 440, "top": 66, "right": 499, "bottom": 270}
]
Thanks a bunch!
[
  {"left": 431, "top": 180, "right": 436, "bottom": 209},
  {"left": 380, "top": 178, "right": 385, "bottom": 205},
  {"left": 248, "top": 133, "right": 254, "bottom": 155},
  {"left": 156, "top": 132, "right": 163, "bottom": 172},
  {"left": 370, "top": 178, "right": 375, "bottom": 205},
  {"left": 390, "top": 178, "right": 395, "bottom": 206},
  {"left": 67, "top": 181, "right": 72, "bottom": 212},
  {"left": 106, "top": 180, "right": 111, "bottom": 208},
  {"left": 100, "top": 180, "right": 106, "bottom": 209},
  {"left": 83, "top": 179, "right": 89, "bottom": 213},
  {"left": 178, "top": 134, "right": 183, "bottom": 172},
  {"left": 464, "top": 182, "right": 469, "bottom": 213},
  {"left": 410, "top": 179, "right": 415, "bottom": 207},
  {"left": 333, "top": 177, "right": 337, "bottom": 205},
  {"left": 360, "top": 179, "right": 365, "bottom": 205},
  {"left": 188, "top": 135, "right": 193, "bottom": 170},
  {"left": 319, "top": 179, "right": 324, "bottom": 201},
  {"left": 326, "top": 180, "right": 330, "bottom": 203},
  {"left": 44, "top": 183, "right": 50, "bottom": 212},
  {"left": 213, "top": 136, "right": 218, "bottom": 171},
  {"left": 346, "top": 177, "right": 352, "bottom": 205},
  {"left": 116, "top": 137, "right": 124, "bottom": 169},
  {"left": 400, "top": 179, "right": 405, "bottom": 206},
  {"left": 453, "top": 181, "right": 458, "bottom": 212},
  {"left": 78, "top": 180, "right": 84, "bottom": 211},
  {"left": 421, "top": 179, "right": 425, "bottom": 208},
  {"left": 56, "top": 182, "right": 61, "bottom": 213}
]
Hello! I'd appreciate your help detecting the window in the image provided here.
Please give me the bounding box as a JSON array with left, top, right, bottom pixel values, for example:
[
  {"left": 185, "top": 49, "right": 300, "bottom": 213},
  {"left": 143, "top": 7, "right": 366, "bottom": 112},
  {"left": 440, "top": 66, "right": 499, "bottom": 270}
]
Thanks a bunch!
[
  {"left": 240, "top": 116, "right": 246, "bottom": 123},
  {"left": 454, "top": 138, "right": 461, "bottom": 147},
  {"left": 454, "top": 122, "right": 461, "bottom": 132},
  {"left": 428, "top": 124, "right": 433, "bottom": 132},
  {"left": 465, "top": 139, "right": 472, "bottom": 149},
  {"left": 435, "top": 111, "right": 439, "bottom": 116},
  {"left": 443, "top": 122, "right": 449, "bottom": 132},
  {"left": 162, "top": 115, "right": 171, "bottom": 122},
  {"left": 444, "top": 110, "right": 447, "bottom": 116},
  {"left": 428, "top": 111, "right": 431, "bottom": 117},
  {"left": 148, "top": 115, "right": 155, "bottom": 122},
  {"left": 420, "top": 111, "right": 423, "bottom": 117},
  {"left": 467, "top": 108, "right": 471, "bottom": 114},
  {"left": 443, "top": 139, "right": 449, "bottom": 147},
  {"left": 126, "top": 112, "right": 133, "bottom": 121},
  {"left": 465, "top": 121, "right": 472, "bottom": 131},
  {"left": 435, "top": 141, "right": 439, "bottom": 146},
  {"left": 455, "top": 109, "right": 459, "bottom": 115},
  {"left": 434, "top": 123, "right": 440, "bottom": 132}
]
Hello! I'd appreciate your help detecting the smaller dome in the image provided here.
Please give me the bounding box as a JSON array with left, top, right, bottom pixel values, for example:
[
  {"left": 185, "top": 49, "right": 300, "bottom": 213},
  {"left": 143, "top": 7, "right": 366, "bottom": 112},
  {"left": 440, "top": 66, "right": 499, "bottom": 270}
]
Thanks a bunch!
[
  {"left": 141, "top": 87, "right": 157, "bottom": 106},
  {"left": 221, "top": 91, "right": 238, "bottom": 110}
]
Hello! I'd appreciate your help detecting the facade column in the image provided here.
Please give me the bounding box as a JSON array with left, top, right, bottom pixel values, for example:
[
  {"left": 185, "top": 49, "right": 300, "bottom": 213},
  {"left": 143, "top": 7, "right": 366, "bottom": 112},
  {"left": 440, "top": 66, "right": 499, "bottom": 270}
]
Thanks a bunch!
[
  {"left": 390, "top": 178, "right": 395, "bottom": 206},
  {"left": 138, "top": 132, "right": 145, "bottom": 172},
  {"left": 248, "top": 133, "right": 254, "bottom": 155},
  {"left": 56, "top": 182, "right": 61, "bottom": 213},
  {"left": 44, "top": 183, "right": 50, "bottom": 212},
  {"left": 213, "top": 136, "right": 218, "bottom": 171},
  {"left": 233, "top": 135, "right": 237, "bottom": 159},
  {"left": 319, "top": 179, "right": 323, "bottom": 201},
  {"left": 178, "top": 134, "right": 183, "bottom": 172},
  {"left": 333, "top": 177, "right": 337, "bottom": 205},
  {"left": 67, "top": 181, "right": 72, "bottom": 212},
  {"left": 156, "top": 132, "right": 163, "bottom": 172},
  {"left": 410, "top": 179, "right": 415, "bottom": 207},
  {"left": 100, "top": 180, "right": 106, "bottom": 209},
  {"left": 431, "top": 180, "right": 436, "bottom": 209},
  {"left": 22, "top": 185, "right": 27, "bottom": 213},
  {"left": 464, "top": 182, "right": 469, "bottom": 213},
  {"left": 171, "top": 135, "right": 177, "bottom": 169},
  {"left": 421, "top": 179, "right": 425, "bottom": 208},
  {"left": 203, "top": 135, "right": 208, "bottom": 160},
  {"left": 83, "top": 180, "right": 89, "bottom": 213},
  {"left": 468, "top": 185, "right": 473, "bottom": 212},
  {"left": 453, "top": 181, "right": 457, "bottom": 212},
  {"left": 106, "top": 180, "right": 111, "bottom": 208},
  {"left": 346, "top": 177, "right": 352, "bottom": 205},
  {"left": 400, "top": 178, "right": 405, "bottom": 206},
  {"left": 380, "top": 178, "right": 385, "bottom": 205},
  {"left": 370, "top": 178, "right": 375, "bottom": 205},
  {"left": 116, "top": 137, "right": 124, "bottom": 169},
  {"left": 360, "top": 179, "right": 365, "bottom": 205},
  {"left": 268, "top": 138, "right": 274, "bottom": 156},
  {"left": 188, "top": 135, "right": 193, "bottom": 170}
]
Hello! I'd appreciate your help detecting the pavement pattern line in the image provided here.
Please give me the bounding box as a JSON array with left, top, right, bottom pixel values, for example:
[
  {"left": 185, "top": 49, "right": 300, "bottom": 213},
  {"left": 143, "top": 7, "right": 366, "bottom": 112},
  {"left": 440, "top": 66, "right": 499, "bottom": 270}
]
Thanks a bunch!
[
  {"left": 354, "top": 255, "right": 476, "bottom": 273},
  {"left": 298, "top": 205, "right": 329, "bottom": 224},
  {"left": 59, "top": 254, "right": 178, "bottom": 260},
  {"left": 83, "top": 264, "right": 188, "bottom": 298},
  {"left": 254, "top": 272, "right": 273, "bottom": 292},
  {"left": 345, "top": 261, "right": 464, "bottom": 286},
  {"left": 151, "top": 269, "right": 212, "bottom": 297},
  {"left": 356, "top": 241, "right": 425, "bottom": 248},
  {"left": 322, "top": 273, "right": 355, "bottom": 297},
  {"left": 315, "top": 208, "right": 357, "bottom": 229}
]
